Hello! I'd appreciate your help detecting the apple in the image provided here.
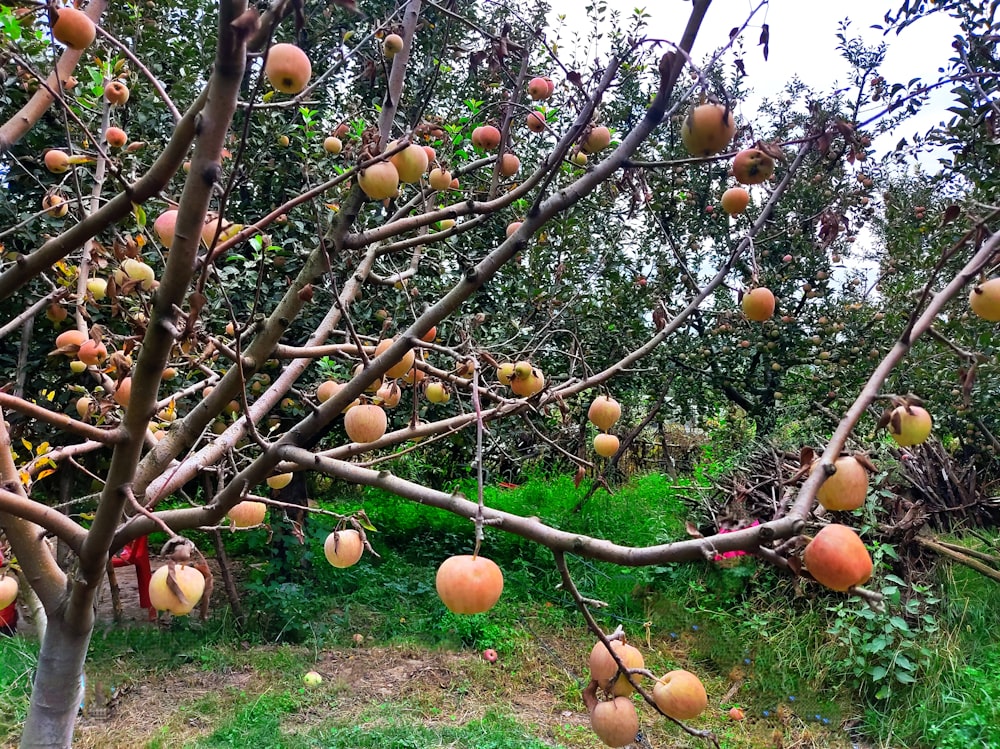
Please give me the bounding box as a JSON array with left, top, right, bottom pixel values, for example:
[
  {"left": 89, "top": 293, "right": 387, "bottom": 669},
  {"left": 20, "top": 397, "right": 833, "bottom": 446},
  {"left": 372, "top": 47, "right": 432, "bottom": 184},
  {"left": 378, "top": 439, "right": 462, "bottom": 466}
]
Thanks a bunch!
[
  {"left": 265, "top": 43, "right": 312, "bottom": 94},
  {"left": 526, "top": 111, "right": 546, "bottom": 133},
  {"left": 0, "top": 575, "right": 19, "bottom": 609},
  {"left": 121, "top": 257, "right": 156, "bottom": 290},
  {"left": 358, "top": 162, "right": 400, "bottom": 201},
  {"left": 588, "top": 395, "right": 621, "bottom": 432},
  {"left": 303, "top": 671, "right": 323, "bottom": 686},
  {"left": 148, "top": 564, "right": 206, "bottom": 616},
  {"left": 498, "top": 153, "right": 520, "bottom": 177},
  {"left": 582, "top": 126, "right": 612, "bottom": 154},
  {"left": 590, "top": 697, "right": 638, "bottom": 748},
  {"left": 814, "top": 456, "right": 869, "bottom": 512},
  {"left": 425, "top": 381, "right": 450, "bottom": 404},
  {"left": 113, "top": 377, "right": 132, "bottom": 407},
  {"left": 344, "top": 403, "right": 388, "bottom": 443},
  {"left": 376, "top": 380, "right": 402, "bottom": 408},
  {"left": 389, "top": 142, "right": 429, "bottom": 183},
  {"left": 104, "top": 81, "right": 130, "bottom": 106},
  {"left": 266, "top": 472, "right": 293, "bottom": 490},
  {"left": 56, "top": 329, "right": 87, "bottom": 352},
  {"left": 44, "top": 149, "right": 70, "bottom": 173},
  {"left": 653, "top": 669, "right": 707, "bottom": 720},
  {"left": 227, "top": 501, "right": 266, "bottom": 528},
  {"left": 721, "top": 187, "right": 750, "bottom": 215},
  {"left": 482, "top": 648, "right": 498, "bottom": 663},
  {"left": 153, "top": 210, "right": 178, "bottom": 248},
  {"left": 51, "top": 6, "right": 96, "bottom": 50},
  {"left": 527, "top": 76, "right": 551, "bottom": 101},
  {"left": 435, "top": 555, "right": 504, "bottom": 614},
  {"left": 374, "top": 337, "right": 416, "bottom": 379},
  {"left": 324, "top": 529, "right": 364, "bottom": 568},
  {"left": 382, "top": 33, "right": 404, "bottom": 58},
  {"left": 428, "top": 168, "right": 452, "bottom": 191},
  {"left": 593, "top": 433, "right": 620, "bottom": 457},
  {"left": 42, "top": 193, "right": 68, "bottom": 218},
  {"left": 733, "top": 148, "right": 775, "bottom": 185},
  {"left": 803, "top": 523, "right": 873, "bottom": 592},
  {"left": 77, "top": 339, "right": 107, "bottom": 366},
  {"left": 888, "top": 404, "right": 932, "bottom": 447},
  {"left": 496, "top": 362, "right": 515, "bottom": 385},
  {"left": 742, "top": 287, "right": 775, "bottom": 321},
  {"left": 471, "top": 125, "right": 501, "bottom": 150},
  {"left": 970, "top": 278, "right": 1000, "bottom": 321},
  {"left": 681, "top": 103, "right": 736, "bottom": 156},
  {"left": 505, "top": 221, "right": 523, "bottom": 238},
  {"left": 45, "top": 303, "right": 67, "bottom": 323},
  {"left": 105, "top": 126, "right": 128, "bottom": 148},
  {"left": 323, "top": 136, "right": 343, "bottom": 155}
]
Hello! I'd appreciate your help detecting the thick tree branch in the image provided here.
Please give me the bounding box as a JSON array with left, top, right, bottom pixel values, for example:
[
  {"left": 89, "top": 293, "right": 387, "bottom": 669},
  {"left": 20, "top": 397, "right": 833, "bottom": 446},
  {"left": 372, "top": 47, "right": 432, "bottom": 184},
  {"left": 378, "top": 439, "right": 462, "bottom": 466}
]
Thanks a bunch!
[{"left": 0, "top": 393, "right": 124, "bottom": 445}]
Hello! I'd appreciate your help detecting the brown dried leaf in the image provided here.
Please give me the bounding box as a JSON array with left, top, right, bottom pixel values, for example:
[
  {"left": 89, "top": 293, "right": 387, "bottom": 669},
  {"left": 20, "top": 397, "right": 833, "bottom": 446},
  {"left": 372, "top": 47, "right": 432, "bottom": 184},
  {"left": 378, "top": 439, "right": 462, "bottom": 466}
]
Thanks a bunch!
[
  {"left": 758, "top": 24, "right": 770, "bottom": 48},
  {"left": 941, "top": 204, "right": 960, "bottom": 226},
  {"left": 889, "top": 409, "right": 903, "bottom": 435},
  {"left": 685, "top": 521, "right": 704, "bottom": 538},
  {"left": 756, "top": 140, "right": 786, "bottom": 163},
  {"left": 798, "top": 446, "right": 815, "bottom": 468},
  {"left": 165, "top": 563, "right": 190, "bottom": 607},
  {"left": 573, "top": 465, "right": 586, "bottom": 489},
  {"left": 853, "top": 452, "right": 878, "bottom": 473},
  {"left": 786, "top": 555, "right": 802, "bottom": 577}
]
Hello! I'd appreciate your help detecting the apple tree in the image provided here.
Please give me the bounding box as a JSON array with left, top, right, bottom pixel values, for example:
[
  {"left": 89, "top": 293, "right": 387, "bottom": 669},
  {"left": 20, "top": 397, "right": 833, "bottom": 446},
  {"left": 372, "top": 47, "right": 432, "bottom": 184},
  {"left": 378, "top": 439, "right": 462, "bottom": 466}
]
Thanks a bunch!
[{"left": 2, "top": 0, "right": 1000, "bottom": 747}]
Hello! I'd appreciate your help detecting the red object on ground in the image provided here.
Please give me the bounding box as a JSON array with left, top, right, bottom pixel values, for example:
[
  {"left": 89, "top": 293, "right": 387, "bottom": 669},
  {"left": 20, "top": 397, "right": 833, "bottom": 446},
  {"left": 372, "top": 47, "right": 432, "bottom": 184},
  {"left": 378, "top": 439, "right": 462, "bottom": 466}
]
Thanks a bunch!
[
  {"left": 0, "top": 547, "right": 17, "bottom": 635},
  {"left": 497, "top": 482, "right": 520, "bottom": 489},
  {"left": 111, "top": 536, "right": 155, "bottom": 619}
]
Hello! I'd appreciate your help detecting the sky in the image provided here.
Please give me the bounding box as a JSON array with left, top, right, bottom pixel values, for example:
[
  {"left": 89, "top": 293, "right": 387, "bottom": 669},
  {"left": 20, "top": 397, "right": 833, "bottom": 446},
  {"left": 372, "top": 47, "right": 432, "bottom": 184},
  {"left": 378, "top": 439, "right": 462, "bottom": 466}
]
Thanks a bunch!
[{"left": 545, "top": 0, "right": 958, "bottom": 160}]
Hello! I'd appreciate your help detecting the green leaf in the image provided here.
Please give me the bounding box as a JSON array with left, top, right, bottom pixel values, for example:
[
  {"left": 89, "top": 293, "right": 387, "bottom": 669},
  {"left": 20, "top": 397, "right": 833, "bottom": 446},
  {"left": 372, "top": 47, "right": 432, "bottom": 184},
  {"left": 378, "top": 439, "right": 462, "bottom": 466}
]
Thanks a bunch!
[
  {"left": 895, "top": 671, "right": 916, "bottom": 684},
  {"left": 895, "top": 654, "right": 915, "bottom": 670},
  {"left": 889, "top": 616, "right": 910, "bottom": 632}
]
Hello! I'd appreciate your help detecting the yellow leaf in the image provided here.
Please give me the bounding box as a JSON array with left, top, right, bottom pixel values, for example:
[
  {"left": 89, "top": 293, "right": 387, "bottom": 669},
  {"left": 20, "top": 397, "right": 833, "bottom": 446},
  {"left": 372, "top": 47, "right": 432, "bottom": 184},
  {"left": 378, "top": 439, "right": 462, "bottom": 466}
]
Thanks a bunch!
[
  {"left": 36, "top": 469, "right": 55, "bottom": 481},
  {"left": 79, "top": 512, "right": 95, "bottom": 521},
  {"left": 21, "top": 438, "right": 32, "bottom": 452},
  {"left": 19, "top": 470, "right": 30, "bottom": 486},
  {"left": 47, "top": 390, "right": 55, "bottom": 402},
  {"left": 136, "top": 234, "right": 147, "bottom": 247},
  {"left": 36, "top": 441, "right": 50, "bottom": 455}
]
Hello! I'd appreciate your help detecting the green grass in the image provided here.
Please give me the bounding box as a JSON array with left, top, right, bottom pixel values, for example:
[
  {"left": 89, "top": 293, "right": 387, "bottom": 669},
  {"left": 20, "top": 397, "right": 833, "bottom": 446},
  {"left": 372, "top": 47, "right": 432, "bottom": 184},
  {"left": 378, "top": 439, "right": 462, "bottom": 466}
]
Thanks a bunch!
[
  {"left": 306, "top": 708, "right": 559, "bottom": 749},
  {"left": 859, "top": 550, "right": 1000, "bottom": 748},
  {"left": 0, "top": 635, "right": 38, "bottom": 739}
]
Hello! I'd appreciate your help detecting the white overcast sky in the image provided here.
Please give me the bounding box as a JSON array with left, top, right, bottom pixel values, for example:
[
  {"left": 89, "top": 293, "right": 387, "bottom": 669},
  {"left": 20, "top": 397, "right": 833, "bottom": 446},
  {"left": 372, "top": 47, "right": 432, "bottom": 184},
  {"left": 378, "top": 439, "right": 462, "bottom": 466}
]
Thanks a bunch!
[{"left": 546, "top": 0, "right": 958, "bottom": 160}]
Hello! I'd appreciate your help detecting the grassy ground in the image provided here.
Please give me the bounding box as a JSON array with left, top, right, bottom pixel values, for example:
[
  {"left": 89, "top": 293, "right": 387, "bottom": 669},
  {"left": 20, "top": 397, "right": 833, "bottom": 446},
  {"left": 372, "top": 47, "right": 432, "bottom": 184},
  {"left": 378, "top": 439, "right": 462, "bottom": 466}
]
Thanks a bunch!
[{"left": 2, "top": 472, "right": 999, "bottom": 748}]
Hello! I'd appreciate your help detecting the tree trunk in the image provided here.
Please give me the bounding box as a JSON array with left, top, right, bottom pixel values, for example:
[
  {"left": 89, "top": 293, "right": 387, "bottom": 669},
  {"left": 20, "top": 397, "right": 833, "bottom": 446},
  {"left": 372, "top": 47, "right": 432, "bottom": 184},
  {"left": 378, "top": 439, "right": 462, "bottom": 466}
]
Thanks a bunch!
[{"left": 18, "top": 603, "right": 94, "bottom": 749}]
